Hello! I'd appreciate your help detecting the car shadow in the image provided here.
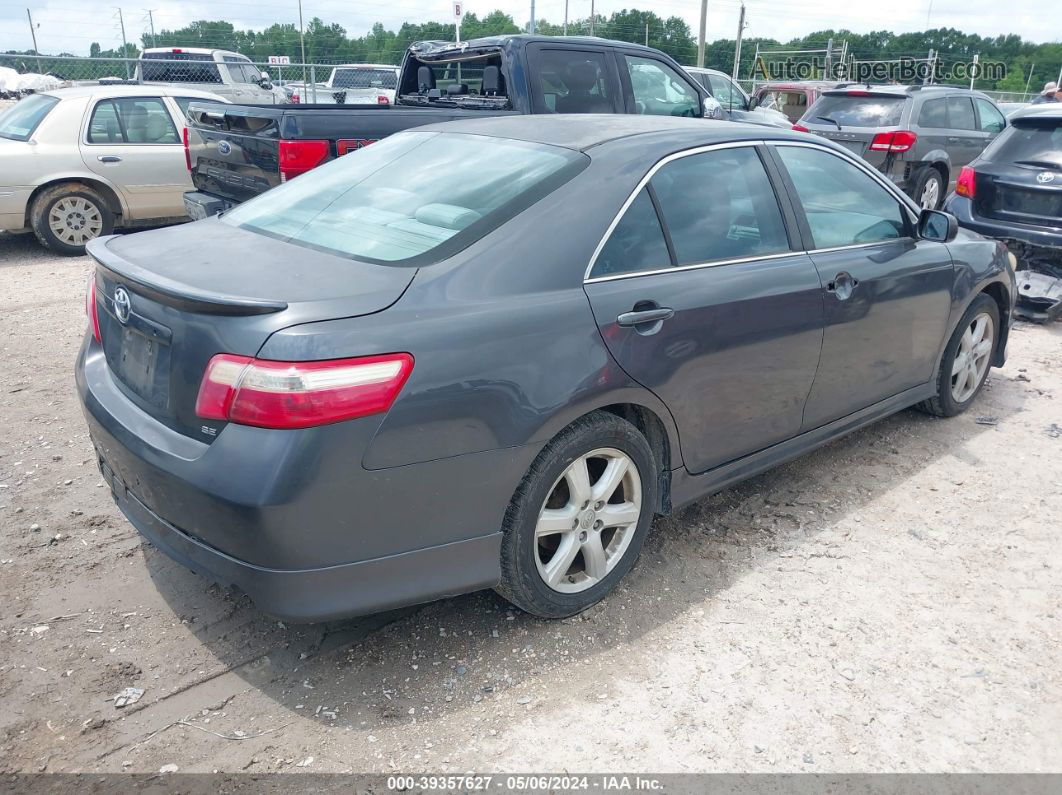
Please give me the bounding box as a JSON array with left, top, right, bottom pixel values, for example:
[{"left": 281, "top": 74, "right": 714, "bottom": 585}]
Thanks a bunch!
[{"left": 142, "top": 377, "right": 1026, "bottom": 735}]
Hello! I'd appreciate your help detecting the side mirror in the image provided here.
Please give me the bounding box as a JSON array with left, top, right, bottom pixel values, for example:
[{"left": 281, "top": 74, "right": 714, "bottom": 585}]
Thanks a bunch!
[
  {"left": 918, "top": 208, "right": 958, "bottom": 242},
  {"left": 259, "top": 79, "right": 274, "bottom": 89},
  {"left": 261, "top": 70, "right": 270, "bottom": 81},
  {"left": 747, "top": 95, "right": 758, "bottom": 110},
  {"left": 703, "top": 95, "right": 724, "bottom": 120}
]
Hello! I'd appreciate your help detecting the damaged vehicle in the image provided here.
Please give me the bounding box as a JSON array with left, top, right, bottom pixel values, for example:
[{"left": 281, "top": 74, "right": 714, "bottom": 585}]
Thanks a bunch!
[{"left": 945, "top": 103, "right": 1062, "bottom": 321}]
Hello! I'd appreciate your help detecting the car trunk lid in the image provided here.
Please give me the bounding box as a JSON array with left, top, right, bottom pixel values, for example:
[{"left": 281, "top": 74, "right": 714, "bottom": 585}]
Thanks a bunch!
[
  {"left": 973, "top": 161, "right": 1062, "bottom": 227},
  {"left": 87, "top": 220, "right": 416, "bottom": 442}
]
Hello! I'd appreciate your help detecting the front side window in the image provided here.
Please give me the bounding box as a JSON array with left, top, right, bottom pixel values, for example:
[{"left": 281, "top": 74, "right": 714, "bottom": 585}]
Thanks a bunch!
[
  {"left": 0, "top": 94, "right": 59, "bottom": 141},
  {"left": 535, "top": 50, "right": 613, "bottom": 113},
  {"left": 592, "top": 189, "right": 671, "bottom": 277},
  {"left": 708, "top": 74, "right": 745, "bottom": 110},
  {"left": 87, "top": 98, "right": 179, "bottom": 144},
  {"left": 947, "top": 96, "right": 977, "bottom": 131},
  {"left": 777, "top": 146, "right": 909, "bottom": 248},
  {"left": 652, "top": 147, "right": 789, "bottom": 265},
  {"left": 975, "top": 98, "right": 1006, "bottom": 133},
  {"left": 222, "top": 131, "right": 587, "bottom": 264},
  {"left": 626, "top": 56, "right": 699, "bottom": 117}
]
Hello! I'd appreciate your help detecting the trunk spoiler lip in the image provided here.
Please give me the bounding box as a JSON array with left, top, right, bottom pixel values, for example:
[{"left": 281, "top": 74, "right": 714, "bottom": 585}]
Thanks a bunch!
[{"left": 86, "top": 236, "right": 288, "bottom": 316}]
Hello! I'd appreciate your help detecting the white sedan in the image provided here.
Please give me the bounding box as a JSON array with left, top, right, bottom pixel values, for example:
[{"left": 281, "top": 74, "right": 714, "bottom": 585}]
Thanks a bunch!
[{"left": 0, "top": 83, "right": 227, "bottom": 255}]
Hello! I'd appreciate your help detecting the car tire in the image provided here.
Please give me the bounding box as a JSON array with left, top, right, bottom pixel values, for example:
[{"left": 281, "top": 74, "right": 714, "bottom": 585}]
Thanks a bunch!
[
  {"left": 913, "top": 167, "right": 945, "bottom": 210},
  {"left": 31, "top": 183, "right": 115, "bottom": 256},
  {"left": 496, "top": 411, "right": 657, "bottom": 618},
  {"left": 918, "top": 294, "right": 999, "bottom": 417}
]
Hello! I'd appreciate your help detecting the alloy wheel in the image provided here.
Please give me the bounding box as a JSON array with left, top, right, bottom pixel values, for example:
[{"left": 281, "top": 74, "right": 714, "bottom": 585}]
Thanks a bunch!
[
  {"left": 920, "top": 177, "right": 941, "bottom": 209},
  {"left": 534, "top": 448, "right": 642, "bottom": 594},
  {"left": 49, "top": 197, "right": 103, "bottom": 246},
  {"left": 950, "top": 312, "right": 994, "bottom": 403}
]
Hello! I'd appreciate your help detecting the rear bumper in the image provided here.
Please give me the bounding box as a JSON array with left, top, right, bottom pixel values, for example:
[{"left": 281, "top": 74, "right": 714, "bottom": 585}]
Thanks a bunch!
[
  {"left": 0, "top": 186, "right": 32, "bottom": 231},
  {"left": 76, "top": 336, "right": 534, "bottom": 621},
  {"left": 944, "top": 194, "right": 1062, "bottom": 251}
]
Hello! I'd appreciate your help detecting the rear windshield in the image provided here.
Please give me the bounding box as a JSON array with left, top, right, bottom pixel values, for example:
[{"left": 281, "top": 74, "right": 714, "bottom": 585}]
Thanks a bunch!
[
  {"left": 0, "top": 94, "right": 59, "bottom": 141},
  {"left": 981, "top": 116, "right": 1062, "bottom": 168},
  {"left": 332, "top": 68, "right": 397, "bottom": 90},
  {"left": 805, "top": 94, "right": 906, "bottom": 127},
  {"left": 399, "top": 55, "right": 500, "bottom": 96},
  {"left": 222, "top": 131, "right": 588, "bottom": 265},
  {"left": 140, "top": 53, "right": 222, "bottom": 84}
]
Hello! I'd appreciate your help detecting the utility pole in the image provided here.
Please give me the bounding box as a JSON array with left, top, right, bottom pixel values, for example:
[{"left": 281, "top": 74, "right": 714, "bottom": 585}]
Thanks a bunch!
[
  {"left": 529, "top": 0, "right": 535, "bottom": 34},
  {"left": 731, "top": 4, "right": 746, "bottom": 80},
  {"left": 969, "top": 53, "right": 978, "bottom": 90},
  {"left": 645, "top": 23, "right": 648, "bottom": 46},
  {"left": 1022, "top": 62, "right": 1035, "bottom": 101},
  {"left": 144, "top": 9, "right": 156, "bottom": 47},
  {"left": 696, "top": 0, "right": 707, "bottom": 68},
  {"left": 115, "top": 8, "right": 130, "bottom": 78},
  {"left": 26, "top": 9, "right": 42, "bottom": 71},
  {"left": 298, "top": 0, "right": 307, "bottom": 93},
  {"left": 923, "top": 47, "right": 935, "bottom": 85},
  {"left": 563, "top": 0, "right": 568, "bottom": 35},
  {"left": 589, "top": 0, "right": 595, "bottom": 36}
]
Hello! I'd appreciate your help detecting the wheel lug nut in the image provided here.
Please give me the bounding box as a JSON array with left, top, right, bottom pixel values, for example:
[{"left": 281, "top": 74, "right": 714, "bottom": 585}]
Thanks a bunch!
[
  {"left": 594, "top": 520, "right": 603, "bottom": 529},
  {"left": 579, "top": 531, "right": 587, "bottom": 542},
  {"left": 594, "top": 501, "right": 603, "bottom": 510}
]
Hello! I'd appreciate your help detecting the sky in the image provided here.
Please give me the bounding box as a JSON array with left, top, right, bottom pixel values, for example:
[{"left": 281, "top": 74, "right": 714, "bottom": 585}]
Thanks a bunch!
[{"left": 2, "top": 0, "right": 1054, "bottom": 56}]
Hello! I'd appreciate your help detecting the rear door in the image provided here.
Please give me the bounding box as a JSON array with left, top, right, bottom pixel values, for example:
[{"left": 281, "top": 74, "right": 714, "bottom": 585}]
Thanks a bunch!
[
  {"left": 582, "top": 143, "right": 824, "bottom": 474},
  {"left": 770, "top": 142, "right": 954, "bottom": 429},
  {"left": 80, "top": 95, "right": 190, "bottom": 219},
  {"left": 944, "top": 95, "right": 983, "bottom": 174}
]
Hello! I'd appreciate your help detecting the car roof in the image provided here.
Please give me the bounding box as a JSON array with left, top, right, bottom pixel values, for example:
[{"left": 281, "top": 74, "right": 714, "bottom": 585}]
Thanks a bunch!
[
  {"left": 1011, "top": 104, "right": 1062, "bottom": 119},
  {"left": 412, "top": 113, "right": 808, "bottom": 152},
  {"left": 821, "top": 84, "right": 995, "bottom": 100},
  {"left": 410, "top": 33, "right": 666, "bottom": 60},
  {"left": 757, "top": 80, "right": 837, "bottom": 90},
  {"left": 41, "top": 83, "right": 228, "bottom": 101},
  {"left": 142, "top": 47, "right": 237, "bottom": 56}
]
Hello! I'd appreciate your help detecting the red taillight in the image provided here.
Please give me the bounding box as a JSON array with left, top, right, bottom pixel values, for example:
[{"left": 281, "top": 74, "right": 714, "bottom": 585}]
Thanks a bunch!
[
  {"left": 956, "top": 166, "right": 976, "bottom": 199},
  {"left": 377, "top": 95, "right": 389, "bottom": 104},
  {"left": 171, "top": 48, "right": 183, "bottom": 53},
  {"left": 290, "top": 92, "right": 300, "bottom": 104},
  {"left": 792, "top": 123, "right": 810, "bottom": 132},
  {"left": 278, "top": 139, "right": 329, "bottom": 182},
  {"left": 195, "top": 353, "right": 414, "bottom": 430},
  {"left": 869, "top": 130, "right": 917, "bottom": 153},
  {"left": 182, "top": 126, "right": 192, "bottom": 171},
  {"left": 86, "top": 272, "right": 101, "bottom": 343}
]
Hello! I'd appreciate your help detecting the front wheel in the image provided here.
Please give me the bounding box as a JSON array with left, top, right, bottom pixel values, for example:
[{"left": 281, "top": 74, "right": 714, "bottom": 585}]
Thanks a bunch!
[
  {"left": 918, "top": 294, "right": 999, "bottom": 417},
  {"left": 496, "top": 412, "right": 657, "bottom": 618}
]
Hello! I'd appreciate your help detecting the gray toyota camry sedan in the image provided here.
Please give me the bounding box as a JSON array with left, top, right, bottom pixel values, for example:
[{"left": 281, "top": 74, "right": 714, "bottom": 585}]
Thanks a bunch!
[{"left": 76, "top": 115, "right": 1016, "bottom": 622}]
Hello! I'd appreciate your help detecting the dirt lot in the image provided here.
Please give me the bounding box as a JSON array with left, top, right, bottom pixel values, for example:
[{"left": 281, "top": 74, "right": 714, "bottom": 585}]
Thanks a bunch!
[{"left": 1, "top": 230, "right": 1059, "bottom": 775}]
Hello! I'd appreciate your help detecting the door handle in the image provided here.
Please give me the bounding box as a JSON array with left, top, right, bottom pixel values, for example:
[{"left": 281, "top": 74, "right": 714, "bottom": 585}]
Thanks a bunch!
[
  {"left": 826, "top": 272, "right": 859, "bottom": 300},
  {"left": 947, "top": 136, "right": 961, "bottom": 143},
  {"left": 617, "top": 307, "right": 674, "bottom": 326},
  {"left": 97, "top": 155, "right": 122, "bottom": 163}
]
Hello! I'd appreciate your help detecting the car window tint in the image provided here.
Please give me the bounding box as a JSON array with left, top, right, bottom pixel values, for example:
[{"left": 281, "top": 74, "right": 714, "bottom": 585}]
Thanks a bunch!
[
  {"left": 535, "top": 50, "right": 613, "bottom": 113},
  {"left": 918, "top": 97, "right": 949, "bottom": 128},
  {"left": 651, "top": 147, "right": 789, "bottom": 265},
  {"left": 947, "top": 96, "right": 977, "bottom": 131},
  {"left": 626, "top": 56, "right": 699, "bottom": 117},
  {"left": 777, "top": 146, "right": 909, "bottom": 248},
  {"left": 103, "top": 98, "right": 179, "bottom": 144},
  {"left": 87, "top": 100, "right": 124, "bottom": 143},
  {"left": 592, "top": 189, "right": 671, "bottom": 277},
  {"left": 708, "top": 74, "right": 744, "bottom": 109},
  {"left": 975, "top": 98, "right": 1006, "bottom": 133}
]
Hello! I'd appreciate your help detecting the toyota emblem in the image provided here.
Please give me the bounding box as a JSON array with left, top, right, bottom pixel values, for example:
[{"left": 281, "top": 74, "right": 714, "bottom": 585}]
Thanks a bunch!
[
  {"left": 217, "top": 140, "right": 232, "bottom": 155},
  {"left": 1036, "top": 171, "right": 1056, "bottom": 184},
  {"left": 113, "top": 286, "right": 131, "bottom": 325}
]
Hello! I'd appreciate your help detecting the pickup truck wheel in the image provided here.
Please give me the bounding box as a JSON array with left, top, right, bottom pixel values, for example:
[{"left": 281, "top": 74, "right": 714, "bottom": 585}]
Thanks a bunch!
[
  {"left": 496, "top": 412, "right": 656, "bottom": 618},
  {"left": 918, "top": 294, "right": 999, "bottom": 417},
  {"left": 31, "top": 184, "right": 114, "bottom": 256}
]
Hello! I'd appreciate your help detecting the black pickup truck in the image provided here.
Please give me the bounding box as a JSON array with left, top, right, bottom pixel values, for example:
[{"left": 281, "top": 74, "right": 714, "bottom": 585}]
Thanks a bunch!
[{"left": 183, "top": 34, "right": 725, "bottom": 216}]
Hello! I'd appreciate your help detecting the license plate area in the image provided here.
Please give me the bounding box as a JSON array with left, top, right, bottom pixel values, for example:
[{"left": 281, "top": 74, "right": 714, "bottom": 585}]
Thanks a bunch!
[{"left": 105, "top": 318, "right": 172, "bottom": 412}]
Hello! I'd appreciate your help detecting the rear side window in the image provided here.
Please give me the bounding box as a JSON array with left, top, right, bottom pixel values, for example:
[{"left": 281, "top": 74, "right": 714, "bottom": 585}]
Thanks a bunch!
[
  {"left": 981, "top": 117, "right": 1062, "bottom": 167},
  {"left": 947, "top": 96, "right": 977, "bottom": 131},
  {"left": 975, "top": 98, "right": 1006, "bottom": 133},
  {"left": 626, "top": 56, "right": 700, "bottom": 117},
  {"left": 87, "top": 98, "right": 179, "bottom": 144},
  {"left": 593, "top": 190, "right": 671, "bottom": 277},
  {"left": 806, "top": 94, "right": 905, "bottom": 127},
  {"left": 141, "top": 53, "right": 222, "bottom": 84},
  {"left": 652, "top": 148, "right": 789, "bottom": 265},
  {"left": 777, "top": 146, "right": 909, "bottom": 248},
  {"left": 222, "top": 131, "right": 588, "bottom": 264},
  {"left": 918, "top": 97, "right": 949, "bottom": 128},
  {"left": 535, "top": 50, "right": 614, "bottom": 113},
  {"left": 0, "top": 94, "right": 59, "bottom": 141}
]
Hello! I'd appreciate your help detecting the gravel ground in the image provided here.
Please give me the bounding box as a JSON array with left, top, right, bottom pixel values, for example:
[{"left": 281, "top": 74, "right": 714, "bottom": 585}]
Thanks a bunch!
[{"left": 1, "top": 229, "right": 1060, "bottom": 775}]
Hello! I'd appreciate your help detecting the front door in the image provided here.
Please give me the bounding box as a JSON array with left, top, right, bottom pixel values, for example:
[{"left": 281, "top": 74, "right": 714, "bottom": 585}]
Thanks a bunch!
[
  {"left": 80, "top": 95, "right": 190, "bottom": 219},
  {"left": 583, "top": 144, "right": 825, "bottom": 474},
  {"left": 770, "top": 143, "right": 954, "bottom": 430}
]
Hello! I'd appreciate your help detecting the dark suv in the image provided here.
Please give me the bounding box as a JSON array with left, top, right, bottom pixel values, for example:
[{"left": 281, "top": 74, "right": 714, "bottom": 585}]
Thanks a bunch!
[
  {"left": 796, "top": 85, "right": 1008, "bottom": 209},
  {"left": 945, "top": 104, "right": 1062, "bottom": 320}
]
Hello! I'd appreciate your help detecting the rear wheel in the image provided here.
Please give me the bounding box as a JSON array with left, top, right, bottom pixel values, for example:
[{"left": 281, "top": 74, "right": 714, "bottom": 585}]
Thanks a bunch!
[
  {"left": 496, "top": 412, "right": 657, "bottom": 618},
  {"left": 918, "top": 294, "right": 999, "bottom": 417},
  {"left": 31, "top": 183, "right": 114, "bottom": 256},
  {"left": 913, "top": 168, "right": 944, "bottom": 210}
]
